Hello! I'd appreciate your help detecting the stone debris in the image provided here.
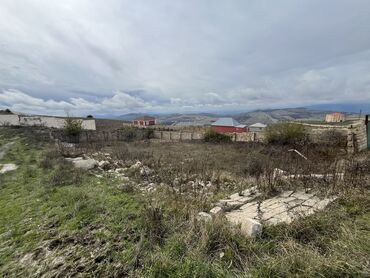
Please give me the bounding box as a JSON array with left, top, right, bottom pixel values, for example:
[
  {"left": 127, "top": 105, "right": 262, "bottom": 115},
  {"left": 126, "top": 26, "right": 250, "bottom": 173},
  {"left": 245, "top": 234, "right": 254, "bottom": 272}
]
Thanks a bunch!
[
  {"left": 210, "top": 188, "right": 337, "bottom": 237},
  {"left": 0, "top": 163, "right": 18, "bottom": 174},
  {"left": 66, "top": 152, "right": 159, "bottom": 192},
  {"left": 209, "top": 206, "right": 223, "bottom": 216},
  {"left": 130, "top": 161, "right": 143, "bottom": 170},
  {"left": 273, "top": 168, "right": 344, "bottom": 181},
  {"left": 216, "top": 186, "right": 260, "bottom": 212},
  {"left": 66, "top": 157, "right": 97, "bottom": 170},
  {"left": 226, "top": 217, "right": 262, "bottom": 237},
  {"left": 197, "top": 212, "right": 212, "bottom": 222},
  {"left": 140, "top": 165, "right": 154, "bottom": 176}
]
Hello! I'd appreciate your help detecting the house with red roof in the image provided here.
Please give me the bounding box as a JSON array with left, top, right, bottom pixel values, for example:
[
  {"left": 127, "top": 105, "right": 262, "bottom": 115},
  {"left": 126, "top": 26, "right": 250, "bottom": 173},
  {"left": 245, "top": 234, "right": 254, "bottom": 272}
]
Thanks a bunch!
[
  {"left": 133, "top": 116, "right": 156, "bottom": 126},
  {"left": 211, "top": 117, "right": 246, "bottom": 133}
]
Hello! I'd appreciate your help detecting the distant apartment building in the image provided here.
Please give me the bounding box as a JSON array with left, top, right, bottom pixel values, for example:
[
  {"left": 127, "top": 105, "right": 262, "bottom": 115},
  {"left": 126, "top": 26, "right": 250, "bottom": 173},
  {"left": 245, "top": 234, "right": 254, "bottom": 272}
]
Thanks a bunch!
[
  {"left": 211, "top": 118, "right": 246, "bottom": 133},
  {"left": 133, "top": 116, "right": 156, "bottom": 126},
  {"left": 325, "top": 112, "right": 345, "bottom": 123}
]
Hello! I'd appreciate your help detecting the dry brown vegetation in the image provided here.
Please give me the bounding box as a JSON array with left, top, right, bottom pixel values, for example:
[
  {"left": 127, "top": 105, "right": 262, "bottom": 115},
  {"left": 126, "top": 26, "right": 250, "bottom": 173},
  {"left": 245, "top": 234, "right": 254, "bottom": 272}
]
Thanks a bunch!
[{"left": 1, "top": 126, "right": 369, "bottom": 277}]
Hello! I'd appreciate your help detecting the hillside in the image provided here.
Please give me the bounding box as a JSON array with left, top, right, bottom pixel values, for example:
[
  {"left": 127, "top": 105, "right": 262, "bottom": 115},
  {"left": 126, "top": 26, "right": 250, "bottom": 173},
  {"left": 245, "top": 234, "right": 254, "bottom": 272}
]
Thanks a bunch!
[
  {"left": 234, "top": 107, "right": 347, "bottom": 125},
  {"left": 119, "top": 107, "right": 360, "bottom": 126}
]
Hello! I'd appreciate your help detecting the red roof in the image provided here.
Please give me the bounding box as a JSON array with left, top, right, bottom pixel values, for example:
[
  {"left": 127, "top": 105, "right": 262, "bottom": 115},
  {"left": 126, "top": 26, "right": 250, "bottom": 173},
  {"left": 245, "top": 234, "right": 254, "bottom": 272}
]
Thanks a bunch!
[{"left": 134, "top": 116, "right": 155, "bottom": 121}]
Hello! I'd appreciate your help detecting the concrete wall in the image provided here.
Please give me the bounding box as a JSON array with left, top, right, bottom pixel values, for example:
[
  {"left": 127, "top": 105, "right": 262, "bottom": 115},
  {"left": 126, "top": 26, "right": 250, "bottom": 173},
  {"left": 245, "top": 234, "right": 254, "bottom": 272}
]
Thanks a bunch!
[
  {"left": 0, "top": 114, "right": 96, "bottom": 130},
  {"left": 301, "top": 120, "right": 367, "bottom": 153},
  {"left": 153, "top": 130, "right": 205, "bottom": 141},
  {"left": 152, "top": 130, "right": 264, "bottom": 143},
  {"left": 348, "top": 121, "right": 367, "bottom": 152},
  {"left": 234, "top": 132, "right": 264, "bottom": 142}
]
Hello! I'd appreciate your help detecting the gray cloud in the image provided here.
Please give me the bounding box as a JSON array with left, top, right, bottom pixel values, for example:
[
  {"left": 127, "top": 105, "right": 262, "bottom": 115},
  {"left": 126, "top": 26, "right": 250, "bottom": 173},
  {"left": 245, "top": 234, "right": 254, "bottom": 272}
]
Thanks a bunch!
[{"left": 0, "top": 0, "right": 370, "bottom": 115}]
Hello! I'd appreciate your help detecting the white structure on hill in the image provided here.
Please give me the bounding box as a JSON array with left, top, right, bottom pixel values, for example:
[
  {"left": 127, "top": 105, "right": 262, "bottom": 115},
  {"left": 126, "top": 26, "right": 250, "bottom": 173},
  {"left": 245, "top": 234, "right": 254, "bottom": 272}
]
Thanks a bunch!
[
  {"left": 0, "top": 113, "right": 96, "bottom": 130},
  {"left": 248, "top": 123, "right": 267, "bottom": 132}
]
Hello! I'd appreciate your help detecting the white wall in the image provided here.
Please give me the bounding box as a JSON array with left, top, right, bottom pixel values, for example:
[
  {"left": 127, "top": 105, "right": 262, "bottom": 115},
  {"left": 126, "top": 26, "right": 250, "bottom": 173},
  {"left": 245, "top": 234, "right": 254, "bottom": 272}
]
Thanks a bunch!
[
  {"left": 0, "top": 115, "right": 20, "bottom": 126},
  {"left": 0, "top": 115, "right": 96, "bottom": 130}
]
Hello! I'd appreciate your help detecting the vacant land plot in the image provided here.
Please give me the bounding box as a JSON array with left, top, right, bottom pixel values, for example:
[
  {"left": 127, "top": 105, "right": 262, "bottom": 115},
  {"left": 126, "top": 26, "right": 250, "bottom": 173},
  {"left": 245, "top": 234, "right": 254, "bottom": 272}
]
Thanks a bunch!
[{"left": 0, "top": 127, "right": 369, "bottom": 277}]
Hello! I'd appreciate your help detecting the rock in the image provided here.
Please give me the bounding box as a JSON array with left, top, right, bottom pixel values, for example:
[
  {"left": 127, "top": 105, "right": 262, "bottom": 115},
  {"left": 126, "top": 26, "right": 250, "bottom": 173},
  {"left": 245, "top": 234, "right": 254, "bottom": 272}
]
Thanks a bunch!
[
  {"left": 197, "top": 212, "right": 212, "bottom": 222},
  {"left": 140, "top": 166, "right": 153, "bottom": 176},
  {"left": 209, "top": 206, "right": 223, "bottom": 216},
  {"left": 273, "top": 168, "right": 286, "bottom": 179},
  {"left": 71, "top": 158, "right": 97, "bottom": 170},
  {"left": 98, "top": 160, "right": 111, "bottom": 170},
  {"left": 228, "top": 217, "right": 262, "bottom": 238},
  {"left": 172, "top": 178, "right": 180, "bottom": 187},
  {"left": 65, "top": 157, "right": 83, "bottom": 162},
  {"left": 120, "top": 176, "right": 130, "bottom": 183},
  {"left": 130, "top": 161, "right": 142, "bottom": 170},
  {"left": 0, "top": 163, "right": 18, "bottom": 174},
  {"left": 115, "top": 168, "right": 127, "bottom": 173}
]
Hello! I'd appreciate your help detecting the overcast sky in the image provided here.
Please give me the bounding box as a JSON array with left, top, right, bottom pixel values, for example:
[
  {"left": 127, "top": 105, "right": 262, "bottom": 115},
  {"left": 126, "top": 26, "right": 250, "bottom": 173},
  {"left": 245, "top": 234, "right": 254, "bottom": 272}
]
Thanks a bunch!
[{"left": 0, "top": 0, "right": 370, "bottom": 116}]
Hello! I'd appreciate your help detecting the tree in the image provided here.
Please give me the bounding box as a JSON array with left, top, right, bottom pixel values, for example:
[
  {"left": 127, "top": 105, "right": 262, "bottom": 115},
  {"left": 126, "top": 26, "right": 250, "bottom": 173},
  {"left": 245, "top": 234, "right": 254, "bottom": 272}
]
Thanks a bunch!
[{"left": 63, "top": 117, "right": 83, "bottom": 137}]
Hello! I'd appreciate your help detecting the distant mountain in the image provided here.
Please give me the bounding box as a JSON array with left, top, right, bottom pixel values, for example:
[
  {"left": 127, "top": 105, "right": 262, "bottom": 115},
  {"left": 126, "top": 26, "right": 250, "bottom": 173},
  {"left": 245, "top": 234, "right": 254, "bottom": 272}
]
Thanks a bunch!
[
  {"left": 116, "top": 106, "right": 364, "bottom": 126},
  {"left": 306, "top": 103, "right": 370, "bottom": 114},
  {"left": 233, "top": 107, "right": 335, "bottom": 125}
]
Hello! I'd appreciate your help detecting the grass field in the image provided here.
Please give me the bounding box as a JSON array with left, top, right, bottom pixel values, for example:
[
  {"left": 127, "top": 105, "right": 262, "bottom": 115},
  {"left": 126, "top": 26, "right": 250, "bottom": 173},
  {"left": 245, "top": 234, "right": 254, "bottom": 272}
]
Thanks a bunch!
[{"left": 0, "top": 127, "right": 369, "bottom": 277}]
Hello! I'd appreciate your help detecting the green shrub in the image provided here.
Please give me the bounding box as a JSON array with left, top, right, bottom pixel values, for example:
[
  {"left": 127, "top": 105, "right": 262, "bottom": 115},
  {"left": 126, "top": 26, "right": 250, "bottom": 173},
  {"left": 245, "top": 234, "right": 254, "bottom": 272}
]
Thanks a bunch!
[
  {"left": 63, "top": 117, "right": 83, "bottom": 137},
  {"left": 318, "top": 129, "right": 347, "bottom": 147},
  {"left": 204, "top": 129, "right": 231, "bottom": 143},
  {"left": 264, "top": 123, "right": 307, "bottom": 145},
  {"left": 117, "top": 126, "right": 154, "bottom": 142}
]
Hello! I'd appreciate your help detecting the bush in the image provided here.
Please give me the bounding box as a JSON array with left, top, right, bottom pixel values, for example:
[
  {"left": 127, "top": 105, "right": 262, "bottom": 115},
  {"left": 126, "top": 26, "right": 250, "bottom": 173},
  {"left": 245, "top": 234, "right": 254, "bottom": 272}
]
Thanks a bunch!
[
  {"left": 204, "top": 129, "right": 231, "bottom": 143},
  {"left": 63, "top": 117, "right": 83, "bottom": 137},
  {"left": 117, "top": 126, "right": 154, "bottom": 142},
  {"left": 318, "top": 129, "right": 347, "bottom": 147},
  {"left": 264, "top": 123, "right": 307, "bottom": 145}
]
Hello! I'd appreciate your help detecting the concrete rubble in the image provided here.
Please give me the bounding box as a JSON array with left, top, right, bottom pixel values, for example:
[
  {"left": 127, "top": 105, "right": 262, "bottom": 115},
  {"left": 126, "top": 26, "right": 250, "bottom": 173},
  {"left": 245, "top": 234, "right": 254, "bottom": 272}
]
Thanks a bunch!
[
  {"left": 273, "top": 168, "right": 344, "bottom": 181},
  {"left": 0, "top": 163, "right": 18, "bottom": 174},
  {"left": 208, "top": 187, "right": 337, "bottom": 237},
  {"left": 65, "top": 152, "right": 158, "bottom": 192},
  {"left": 197, "top": 212, "right": 212, "bottom": 222},
  {"left": 65, "top": 157, "right": 97, "bottom": 170}
]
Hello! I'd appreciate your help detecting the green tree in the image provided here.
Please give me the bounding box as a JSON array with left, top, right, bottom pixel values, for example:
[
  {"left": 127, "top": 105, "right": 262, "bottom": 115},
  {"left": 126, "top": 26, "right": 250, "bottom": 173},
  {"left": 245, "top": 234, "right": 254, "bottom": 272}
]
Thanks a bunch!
[{"left": 63, "top": 117, "right": 83, "bottom": 136}]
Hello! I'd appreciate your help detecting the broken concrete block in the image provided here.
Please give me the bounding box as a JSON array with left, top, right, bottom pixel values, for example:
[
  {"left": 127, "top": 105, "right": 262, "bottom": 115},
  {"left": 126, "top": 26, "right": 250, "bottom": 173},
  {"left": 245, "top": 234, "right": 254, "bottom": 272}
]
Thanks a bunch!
[
  {"left": 209, "top": 206, "right": 223, "bottom": 216},
  {"left": 228, "top": 217, "right": 262, "bottom": 237},
  {"left": 279, "top": 190, "right": 294, "bottom": 198},
  {"left": 0, "top": 163, "right": 18, "bottom": 174},
  {"left": 71, "top": 158, "right": 97, "bottom": 170},
  {"left": 197, "top": 212, "right": 212, "bottom": 222}
]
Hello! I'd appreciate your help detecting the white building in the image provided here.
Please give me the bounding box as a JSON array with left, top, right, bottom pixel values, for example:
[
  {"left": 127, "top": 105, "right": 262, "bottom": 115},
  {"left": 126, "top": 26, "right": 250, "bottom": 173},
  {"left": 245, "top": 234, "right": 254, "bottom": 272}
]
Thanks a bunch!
[{"left": 248, "top": 123, "right": 267, "bottom": 132}]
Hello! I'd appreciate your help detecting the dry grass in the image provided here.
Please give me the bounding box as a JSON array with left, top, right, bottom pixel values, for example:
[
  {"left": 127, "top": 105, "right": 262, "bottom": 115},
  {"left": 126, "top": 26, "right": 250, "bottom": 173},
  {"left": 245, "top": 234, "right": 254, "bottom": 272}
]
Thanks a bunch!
[{"left": 1, "top": 127, "right": 369, "bottom": 277}]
